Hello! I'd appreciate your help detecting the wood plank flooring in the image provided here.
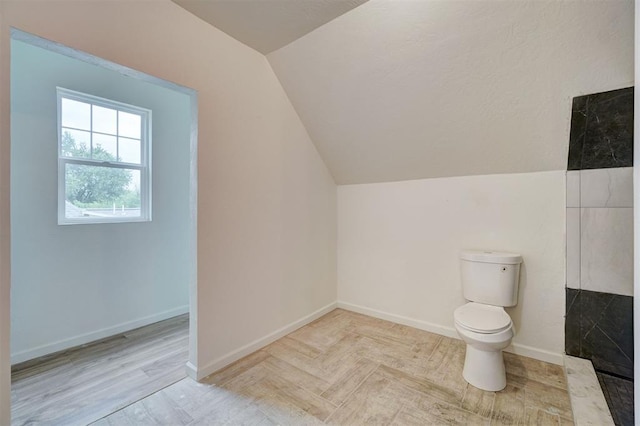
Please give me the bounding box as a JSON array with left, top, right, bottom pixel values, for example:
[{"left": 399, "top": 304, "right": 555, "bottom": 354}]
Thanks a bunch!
[
  {"left": 11, "top": 314, "right": 189, "bottom": 426},
  {"left": 96, "top": 309, "right": 574, "bottom": 425}
]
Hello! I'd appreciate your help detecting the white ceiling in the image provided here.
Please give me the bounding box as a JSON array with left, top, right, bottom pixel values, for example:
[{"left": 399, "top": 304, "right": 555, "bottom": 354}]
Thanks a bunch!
[
  {"left": 174, "top": 0, "right": 633, "bottom": 185},
  {"left": 268, "top": 0, "right": 633, "bottom": 184},
  {"left": 171, "top": 0, "right": 368, "bottom": 54}
]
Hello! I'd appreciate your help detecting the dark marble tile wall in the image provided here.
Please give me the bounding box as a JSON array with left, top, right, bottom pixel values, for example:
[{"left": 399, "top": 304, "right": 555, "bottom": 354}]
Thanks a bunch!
[
  {"left": 565, "top": 288, "right": 634, "bottom": 379},
  {"left": 565, "top": 87, "right": 634, "bottom": 387},
  {"left": 568, "top": 87, "right": 634, "bottom": 170}
]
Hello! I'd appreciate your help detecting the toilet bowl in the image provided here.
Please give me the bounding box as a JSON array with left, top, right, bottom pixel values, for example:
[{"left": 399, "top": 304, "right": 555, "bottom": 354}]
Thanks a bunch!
[{"left": 454, "top": 302, "right": 514, "bottom": 391}]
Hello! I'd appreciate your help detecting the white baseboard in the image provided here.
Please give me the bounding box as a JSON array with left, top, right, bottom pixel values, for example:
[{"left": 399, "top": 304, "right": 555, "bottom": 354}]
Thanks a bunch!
[
  {"left": 337, "top": 301, "right": 564, "bottom": 366},
  {"left": 505, "top": 342, "right": 564, "bottom": 365},
  {"left": 185, "top": 361, "right": 198, "bottom": 381},
  {"left": 337, "top": 301, "right": 459, "bottom": 339},
  {"left": 192, "top": 302, "right": 338, "bottom": 380},
  {"left": 11, "top": 305, "right": 189, "bottom": 365}
]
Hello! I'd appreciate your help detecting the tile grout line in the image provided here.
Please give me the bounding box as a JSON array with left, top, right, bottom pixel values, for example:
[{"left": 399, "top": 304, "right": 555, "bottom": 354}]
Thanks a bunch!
[
  {"left": 322, "top": 362, "right": 381, "bottom": 424},
  {"left": 425, "top": 336, "right": 444, "bottom": 363},
  {"left": 388, "top": 400, "right": 409, "bottom": 425},
  {"left": 487, "top": 387, "right": 496, "bottom": 421}
]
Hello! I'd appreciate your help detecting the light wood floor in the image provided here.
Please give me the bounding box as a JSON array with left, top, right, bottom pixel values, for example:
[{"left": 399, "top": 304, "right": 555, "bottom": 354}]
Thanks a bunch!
[
  {"left": 97, "top": 309, "right": 574, "bottom": 425},
  {"left": 11, "top": 314, "right": 189, "bottom": 426}
]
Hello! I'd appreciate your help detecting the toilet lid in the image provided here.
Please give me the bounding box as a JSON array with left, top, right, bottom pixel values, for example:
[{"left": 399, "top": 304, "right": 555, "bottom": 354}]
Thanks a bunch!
[{"left": 454, "top": 302, "right": 512, "bottom": 334}]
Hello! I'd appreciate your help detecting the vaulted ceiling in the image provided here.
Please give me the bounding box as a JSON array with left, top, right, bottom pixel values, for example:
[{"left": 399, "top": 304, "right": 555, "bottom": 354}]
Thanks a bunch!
[
  {"left": 174, "top": 0, "right": 634, "bottom": 184},
  {"left": 171, "top": 0, "right": 368, "bottom": 54}
]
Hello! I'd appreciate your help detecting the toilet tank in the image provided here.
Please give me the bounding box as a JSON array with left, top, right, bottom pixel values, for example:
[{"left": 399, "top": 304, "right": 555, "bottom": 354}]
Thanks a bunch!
[{"left": 460, "top": 251, "right": 522, "bottom": 307}]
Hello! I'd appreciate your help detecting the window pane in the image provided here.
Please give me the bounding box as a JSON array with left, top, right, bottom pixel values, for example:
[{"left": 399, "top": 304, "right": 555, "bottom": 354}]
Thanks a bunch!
[
  {"left": 92, "top": 105, "right": 117, "bottom": 135},
  {"left": 118, "top": 137, "right": 141, "bottom": 164},
  {"left": 93, "top": 134, "right": 117, "bottom": 161},
  {"left": 60, "top": 128, "right": 91, "bottom": 158},
  {"left": 65, "top": 163, "right": 141, "bottom": 219},
  {"left": 61, "top": 98, "right": 91, "bottom": 130},
  {"left": 118, "top": 111, "right": 141, "bottom": 139}
]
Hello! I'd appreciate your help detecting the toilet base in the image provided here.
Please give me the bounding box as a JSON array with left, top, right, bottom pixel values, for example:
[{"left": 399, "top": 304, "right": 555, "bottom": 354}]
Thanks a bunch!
[{"left": 462, "top": 344, "right": 507, "bottom": 392}]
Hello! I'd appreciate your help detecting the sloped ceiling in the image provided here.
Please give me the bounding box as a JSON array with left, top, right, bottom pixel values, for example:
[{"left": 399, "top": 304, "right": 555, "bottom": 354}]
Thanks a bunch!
[
  {"left": 268, "top": 0, "right": 634, "bottom": 184},
  {"left": 171, "top": 0, "right": 368, "bottom": 54}
]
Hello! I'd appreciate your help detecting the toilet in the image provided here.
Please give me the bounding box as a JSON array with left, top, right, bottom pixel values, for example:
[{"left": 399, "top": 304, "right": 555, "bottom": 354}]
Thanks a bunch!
[{"left": 453, "top": 250, "right": 522, "bottom": 392}]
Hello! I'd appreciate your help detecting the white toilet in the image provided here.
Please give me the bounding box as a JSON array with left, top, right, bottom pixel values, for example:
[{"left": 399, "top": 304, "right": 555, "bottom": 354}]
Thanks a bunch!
[{"left": 453, "top": 250, "right": 522, "bottom": 392}]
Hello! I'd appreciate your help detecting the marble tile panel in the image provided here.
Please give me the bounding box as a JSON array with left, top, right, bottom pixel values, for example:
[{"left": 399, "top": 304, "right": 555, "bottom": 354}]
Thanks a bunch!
[
  {"left": 584, "top": 326, "right": 633, "bottom": 379},
  {"left": 580, "top": 88, "right": 634, "bottom": 170},
  {"left": 580, "top": 167, "right": 633, "bottom": 207},
  {"left": 578, "top": 290, "right": 633, "bottom": 379},
  {"left": 566, "top": 208, "right": 580, "bottom": 289},
  {"left": 597, "top": 371, "right": 634, "bottom": 426},
  {"left": 566, "top": 171, "right": 580, "bottom": 207},
  {"left": 568, "top": 87, "right": 634, "bottom": 171},
  {"left": 567, "top": 95, "right": 588, "bottom": 171},
  {"left": 564, "top": 355, "right": 614, "bottom": 426},
  {"left": 592, "top": 294, "right": 634, "bottom": 364},
  {"left": 564, "top": 288, "right": 581, "bottom": 357},
  {"left": 580, "top": 207, "right": 633, "bottom": 296}
]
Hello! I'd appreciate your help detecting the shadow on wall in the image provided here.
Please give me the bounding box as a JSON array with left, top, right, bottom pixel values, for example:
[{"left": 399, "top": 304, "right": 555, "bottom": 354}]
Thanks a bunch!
[{"left": 505, "top": 261, "right": 526, "bottom": 336}]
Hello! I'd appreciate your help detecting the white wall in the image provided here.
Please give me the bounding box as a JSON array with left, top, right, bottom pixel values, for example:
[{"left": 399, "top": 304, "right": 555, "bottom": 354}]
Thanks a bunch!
[
  {"left": 0, "top": 0, "right": 337, "bottom": 421},
  {"left": 10, "top": 39, "right": 192, "bottom": 363},
  {"left": 338, "top": 171, "right": 566, "bottom": 363}
]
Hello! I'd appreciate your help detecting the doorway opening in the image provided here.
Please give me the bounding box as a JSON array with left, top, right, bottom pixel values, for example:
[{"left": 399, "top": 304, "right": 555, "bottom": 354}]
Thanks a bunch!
[{"left": 9, "top": 28, "right": 198, "bottom": 424}]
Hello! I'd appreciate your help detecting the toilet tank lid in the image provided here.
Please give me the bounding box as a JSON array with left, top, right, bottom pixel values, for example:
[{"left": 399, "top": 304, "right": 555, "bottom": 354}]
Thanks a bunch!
[{"left": 460, "top": 250, "right": 522, "bottom": 264}]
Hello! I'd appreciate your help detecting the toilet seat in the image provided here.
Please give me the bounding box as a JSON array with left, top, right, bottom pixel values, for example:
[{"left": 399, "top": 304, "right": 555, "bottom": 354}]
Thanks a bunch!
[{"left": 454, "top": 302, "right": 511, "bottom": 334}]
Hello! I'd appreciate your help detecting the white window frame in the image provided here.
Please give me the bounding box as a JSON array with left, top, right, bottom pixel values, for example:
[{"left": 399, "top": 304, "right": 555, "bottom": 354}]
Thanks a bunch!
[{"left": 57, "top": 87, "right": 152, "bottom": 225}]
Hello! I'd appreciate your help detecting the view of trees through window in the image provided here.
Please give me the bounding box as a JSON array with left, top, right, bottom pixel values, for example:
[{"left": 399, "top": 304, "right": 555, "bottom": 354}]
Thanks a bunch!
[
  {"left": 58, "top": 89, "right": 150, "bottom": 223},
  {"left": 62, "top": 131, "right": 140, "bottom": 210}
]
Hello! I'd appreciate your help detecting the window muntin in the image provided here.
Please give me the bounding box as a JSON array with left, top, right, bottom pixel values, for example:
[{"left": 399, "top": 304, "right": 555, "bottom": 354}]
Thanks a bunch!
[{"left": 57, "top": 88, "right": 151, "bottom": 224}]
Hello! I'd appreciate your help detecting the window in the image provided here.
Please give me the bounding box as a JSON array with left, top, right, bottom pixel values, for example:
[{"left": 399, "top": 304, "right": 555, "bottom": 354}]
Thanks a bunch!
[{"left": 57, "top": 88, "right": 151, "bottom": 224}]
